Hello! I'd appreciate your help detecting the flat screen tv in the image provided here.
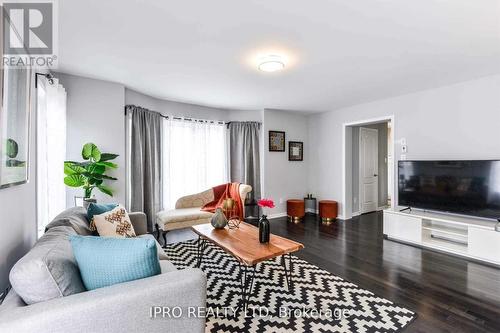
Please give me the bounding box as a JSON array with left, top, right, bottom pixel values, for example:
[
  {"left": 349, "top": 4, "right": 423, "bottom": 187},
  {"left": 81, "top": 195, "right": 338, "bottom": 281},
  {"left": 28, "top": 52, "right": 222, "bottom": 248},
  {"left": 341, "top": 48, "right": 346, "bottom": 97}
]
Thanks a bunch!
[{"left": 398, "top": 160, "right": 500, "bottom": 219}]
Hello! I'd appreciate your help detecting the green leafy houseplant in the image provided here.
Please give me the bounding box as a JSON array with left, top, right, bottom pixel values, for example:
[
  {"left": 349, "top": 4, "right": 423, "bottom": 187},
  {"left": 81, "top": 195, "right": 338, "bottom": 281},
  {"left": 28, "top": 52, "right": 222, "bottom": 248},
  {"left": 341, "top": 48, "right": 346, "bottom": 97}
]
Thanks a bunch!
[{"left": 64, "top": 143, "right": 119, "bottom": 199}]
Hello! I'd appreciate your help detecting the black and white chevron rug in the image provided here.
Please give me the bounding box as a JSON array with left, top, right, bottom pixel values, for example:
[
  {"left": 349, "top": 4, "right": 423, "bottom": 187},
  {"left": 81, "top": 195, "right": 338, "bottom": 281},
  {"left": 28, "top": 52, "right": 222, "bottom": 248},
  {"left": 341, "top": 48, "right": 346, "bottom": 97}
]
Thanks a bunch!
[{"left": 164, "top": 240, "right": 416, "bottom": 333}]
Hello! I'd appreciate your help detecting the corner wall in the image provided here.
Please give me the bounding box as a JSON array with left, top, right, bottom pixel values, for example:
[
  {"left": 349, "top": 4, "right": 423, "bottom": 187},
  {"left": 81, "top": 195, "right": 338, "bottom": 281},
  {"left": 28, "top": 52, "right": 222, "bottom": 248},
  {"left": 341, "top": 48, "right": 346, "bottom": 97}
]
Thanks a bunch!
[
  {"left": 308, "top": 74, "right": 500, "bottom": 218},
  {"left": 58, "top": 73, "right": 126, "bottom": 206},
  {"left": 263, "top": 109, "right": 310, "bottom": 217},
  {"left": 125, "top": 88, "right": 238, "bottom": 121}
]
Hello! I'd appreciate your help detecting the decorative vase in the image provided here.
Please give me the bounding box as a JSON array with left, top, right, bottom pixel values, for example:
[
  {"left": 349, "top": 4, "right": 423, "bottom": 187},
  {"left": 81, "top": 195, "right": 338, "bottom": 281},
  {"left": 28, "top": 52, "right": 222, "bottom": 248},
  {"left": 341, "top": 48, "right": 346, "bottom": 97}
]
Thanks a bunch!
[
  {"left": 259, "top": 215, "right": 270, "bottom": 243},
  {"left": 211, "top": 208, "right": 228, "bottom": 229}
]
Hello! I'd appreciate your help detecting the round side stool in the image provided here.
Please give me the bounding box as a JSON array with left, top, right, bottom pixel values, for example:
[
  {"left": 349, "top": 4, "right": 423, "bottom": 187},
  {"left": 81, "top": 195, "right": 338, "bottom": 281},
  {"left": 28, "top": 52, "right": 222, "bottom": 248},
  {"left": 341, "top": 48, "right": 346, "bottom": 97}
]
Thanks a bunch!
[
  {"left": 287, "top": 199, "right": 305, "bottom": 223},
  {"left": 319, "top": 200, "right": 338, "bottom": 224}
]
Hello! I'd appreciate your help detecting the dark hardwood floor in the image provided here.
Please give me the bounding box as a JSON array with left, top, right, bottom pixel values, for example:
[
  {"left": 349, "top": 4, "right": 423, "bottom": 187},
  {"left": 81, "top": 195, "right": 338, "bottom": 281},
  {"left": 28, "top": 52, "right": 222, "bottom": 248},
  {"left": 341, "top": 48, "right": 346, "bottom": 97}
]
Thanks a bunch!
[{"left": 164, "top": 212, "right": 500, "bottom": 333}]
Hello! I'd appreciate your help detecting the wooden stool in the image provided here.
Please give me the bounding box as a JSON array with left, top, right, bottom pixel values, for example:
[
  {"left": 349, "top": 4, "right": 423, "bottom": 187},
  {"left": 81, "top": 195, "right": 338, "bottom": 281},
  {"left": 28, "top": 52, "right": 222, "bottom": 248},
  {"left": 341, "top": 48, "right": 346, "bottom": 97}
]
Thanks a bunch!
[
  {"left": 319, "top": 200, "right": 338, "bottom": 224},
  {"left": 287, "top": 199, "right": 305, "bottom": 223}
]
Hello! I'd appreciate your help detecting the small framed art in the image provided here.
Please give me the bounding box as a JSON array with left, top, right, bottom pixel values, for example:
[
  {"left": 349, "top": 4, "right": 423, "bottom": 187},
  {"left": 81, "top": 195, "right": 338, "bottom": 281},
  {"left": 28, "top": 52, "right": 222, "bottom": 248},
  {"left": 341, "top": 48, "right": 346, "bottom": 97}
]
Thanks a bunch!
[
  {"left": 288, "top": 141, "right": 303, "bottom": 161},
  {"left": 269, "top": 131, "right": 285, "bottom": 152}
]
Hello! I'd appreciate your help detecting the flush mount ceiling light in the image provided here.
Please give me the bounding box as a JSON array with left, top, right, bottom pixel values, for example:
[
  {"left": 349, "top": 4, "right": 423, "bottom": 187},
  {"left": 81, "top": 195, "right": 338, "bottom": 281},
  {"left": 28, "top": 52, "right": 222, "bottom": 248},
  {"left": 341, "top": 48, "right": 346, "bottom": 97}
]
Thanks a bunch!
[{"left": 258, "top": 55, "right": 285, "bottom": 72}]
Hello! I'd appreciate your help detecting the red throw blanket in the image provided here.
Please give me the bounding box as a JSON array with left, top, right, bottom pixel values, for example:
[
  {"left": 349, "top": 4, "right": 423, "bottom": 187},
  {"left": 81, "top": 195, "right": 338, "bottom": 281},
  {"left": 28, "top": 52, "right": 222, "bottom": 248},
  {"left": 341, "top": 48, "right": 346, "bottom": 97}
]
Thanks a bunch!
[{"left": 201, "top": 183, "right": 243, "bottom": 220}]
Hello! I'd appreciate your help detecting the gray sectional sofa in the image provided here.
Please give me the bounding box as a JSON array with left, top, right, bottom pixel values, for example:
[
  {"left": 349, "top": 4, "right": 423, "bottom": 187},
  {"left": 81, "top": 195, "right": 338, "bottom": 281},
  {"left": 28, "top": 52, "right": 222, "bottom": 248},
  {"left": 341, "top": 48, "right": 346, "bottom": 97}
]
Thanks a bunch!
[{"left": 0, "top": 207, "right": 207, "bottom": 333}]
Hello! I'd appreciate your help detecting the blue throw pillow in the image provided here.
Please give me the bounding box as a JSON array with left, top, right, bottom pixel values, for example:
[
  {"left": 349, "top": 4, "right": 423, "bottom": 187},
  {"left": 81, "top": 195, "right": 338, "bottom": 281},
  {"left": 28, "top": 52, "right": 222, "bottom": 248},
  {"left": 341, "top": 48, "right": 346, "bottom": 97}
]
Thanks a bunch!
[
  {"left": 86, "top": 203, "right": 118, "bottom": 222},
  {"left": 70, "top": 236, "right": 161, "bottom": 290}
]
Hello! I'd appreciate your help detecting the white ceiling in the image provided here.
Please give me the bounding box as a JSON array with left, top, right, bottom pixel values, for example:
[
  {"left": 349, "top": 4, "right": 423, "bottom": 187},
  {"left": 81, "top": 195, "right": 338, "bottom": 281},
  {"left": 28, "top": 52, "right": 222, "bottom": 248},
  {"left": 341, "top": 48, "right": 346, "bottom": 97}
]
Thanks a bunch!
[{"left": 58, "top": 0, "right": 500, "bottom": 112}]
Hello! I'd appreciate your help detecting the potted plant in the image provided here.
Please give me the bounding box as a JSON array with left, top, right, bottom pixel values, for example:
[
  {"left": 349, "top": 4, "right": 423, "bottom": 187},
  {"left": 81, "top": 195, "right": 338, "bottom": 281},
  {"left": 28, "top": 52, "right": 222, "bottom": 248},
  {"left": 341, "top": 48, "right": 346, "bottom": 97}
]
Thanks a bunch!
[{"left": 64, "top": 143, "right": 118, "bottom": 207}]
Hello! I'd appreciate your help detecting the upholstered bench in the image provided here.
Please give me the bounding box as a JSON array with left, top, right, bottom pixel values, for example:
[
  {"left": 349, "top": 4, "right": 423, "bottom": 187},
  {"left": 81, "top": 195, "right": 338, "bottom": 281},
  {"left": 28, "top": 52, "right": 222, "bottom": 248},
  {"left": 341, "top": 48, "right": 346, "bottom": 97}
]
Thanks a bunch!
[{"left": 156, "top": 184, "right": 252, "bottom": 246}]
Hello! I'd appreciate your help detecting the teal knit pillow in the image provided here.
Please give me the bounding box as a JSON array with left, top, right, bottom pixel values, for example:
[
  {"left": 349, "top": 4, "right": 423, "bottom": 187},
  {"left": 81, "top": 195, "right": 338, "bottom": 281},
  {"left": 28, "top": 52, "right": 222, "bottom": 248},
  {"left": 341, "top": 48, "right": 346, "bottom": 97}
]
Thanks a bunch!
[
  {"left": 86, "top": 203, "right": 118, "bottom": 221},
  {"left": 70, "top": 236, "right": 161, "bottom": 290}
]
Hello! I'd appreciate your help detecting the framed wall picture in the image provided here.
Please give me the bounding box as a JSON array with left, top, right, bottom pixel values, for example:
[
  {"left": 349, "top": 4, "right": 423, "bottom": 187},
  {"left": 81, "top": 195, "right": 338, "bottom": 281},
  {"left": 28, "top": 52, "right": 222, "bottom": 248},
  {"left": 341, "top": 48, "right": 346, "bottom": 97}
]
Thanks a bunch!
[
  {"left": 0, "top": 66, "right": 32, "bottom": 189},
  {"left": 269, "top": 130, "right": 285, "bottom": 152},
  {"left": 288, "top": 141, "right": 303, "bottom": 161}
]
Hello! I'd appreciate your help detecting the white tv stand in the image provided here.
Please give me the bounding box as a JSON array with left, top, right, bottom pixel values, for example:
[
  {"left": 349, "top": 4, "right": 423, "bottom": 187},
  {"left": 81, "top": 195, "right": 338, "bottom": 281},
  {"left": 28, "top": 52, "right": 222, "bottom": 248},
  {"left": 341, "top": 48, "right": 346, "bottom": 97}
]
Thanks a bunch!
[{"left": 383, "top": 207, "right": 500, "bottom": 266}]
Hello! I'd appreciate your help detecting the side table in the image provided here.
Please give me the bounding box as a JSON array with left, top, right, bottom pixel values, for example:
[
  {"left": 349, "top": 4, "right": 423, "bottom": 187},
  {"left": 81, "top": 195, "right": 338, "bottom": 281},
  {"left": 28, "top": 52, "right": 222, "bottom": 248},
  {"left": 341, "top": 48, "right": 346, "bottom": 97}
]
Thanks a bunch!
[{"left": 304, "top": 197, "right": 317, "bottom": 215}]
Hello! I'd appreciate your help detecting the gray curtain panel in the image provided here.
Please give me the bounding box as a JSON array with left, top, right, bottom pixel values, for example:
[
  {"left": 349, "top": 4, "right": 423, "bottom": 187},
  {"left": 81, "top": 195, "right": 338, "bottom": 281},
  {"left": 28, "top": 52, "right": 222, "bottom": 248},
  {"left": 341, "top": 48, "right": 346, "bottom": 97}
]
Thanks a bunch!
[
  {"left": 228, "top": 122, "right": 261, "bottom": 202},
  {"left": 127, "top": 105, "right": 163, "bottom": 232}
]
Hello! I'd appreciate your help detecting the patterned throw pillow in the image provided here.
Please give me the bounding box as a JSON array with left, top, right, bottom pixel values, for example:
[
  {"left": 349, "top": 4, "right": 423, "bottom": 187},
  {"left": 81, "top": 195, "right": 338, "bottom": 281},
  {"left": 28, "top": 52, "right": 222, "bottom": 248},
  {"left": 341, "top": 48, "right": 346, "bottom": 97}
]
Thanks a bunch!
[
  {"left": 87, "top": 203, "right": 118, "bottom": 232},
  {"left": 92, "top": 205, "right": 136, "bottom": 238}
]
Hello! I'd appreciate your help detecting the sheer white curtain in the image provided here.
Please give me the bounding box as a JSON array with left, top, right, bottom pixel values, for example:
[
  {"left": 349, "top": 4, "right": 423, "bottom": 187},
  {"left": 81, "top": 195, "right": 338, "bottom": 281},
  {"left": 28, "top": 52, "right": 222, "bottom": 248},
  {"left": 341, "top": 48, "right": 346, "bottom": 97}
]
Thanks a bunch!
[
  {"left": 37, "top": 78, "right": 67, "bottom": 237},
  {"left": 162, "top": 118, "right": 228, "bottom": 209}
]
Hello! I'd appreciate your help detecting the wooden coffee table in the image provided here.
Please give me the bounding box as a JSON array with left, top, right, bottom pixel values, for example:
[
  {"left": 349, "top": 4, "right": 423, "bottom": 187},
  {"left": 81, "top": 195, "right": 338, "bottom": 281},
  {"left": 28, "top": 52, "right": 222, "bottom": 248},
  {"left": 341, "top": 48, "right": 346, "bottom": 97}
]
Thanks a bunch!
[{"left": 191, "top": 222, "right": 304, "bottom": 308}]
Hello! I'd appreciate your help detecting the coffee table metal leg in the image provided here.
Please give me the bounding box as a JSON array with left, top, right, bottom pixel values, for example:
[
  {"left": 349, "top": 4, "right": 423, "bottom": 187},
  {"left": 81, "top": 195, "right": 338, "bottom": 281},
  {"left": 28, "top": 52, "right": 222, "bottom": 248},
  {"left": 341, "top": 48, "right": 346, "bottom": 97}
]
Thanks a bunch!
[
  {"left": 239, "top": 262, "right": 245, "bottom": 290},
  {"left": 248, "top": 265, "right": 256, "bottom": 297},
  {"left": 281, "top": 253, "right": 293, "bottom": 291},
  {"left": 281, "top": 255, "right": 289, "bottom": 289},
  {"left": 238, "top": 262, "right": 256, "bottom": 310},
  {"left": 240, "top": 264, "right": 246, "bottom": 308}
]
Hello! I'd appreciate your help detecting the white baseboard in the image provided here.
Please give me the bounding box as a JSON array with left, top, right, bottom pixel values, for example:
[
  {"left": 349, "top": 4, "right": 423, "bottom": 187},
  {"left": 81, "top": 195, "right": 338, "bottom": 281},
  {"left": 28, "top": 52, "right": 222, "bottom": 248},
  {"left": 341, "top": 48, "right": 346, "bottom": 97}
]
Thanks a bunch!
[
  {"left": 267, "top": 212, "right": 287, "bottom": 219},
  {"left": 351, "top": 207, "right": 386, "bottom": 217}
]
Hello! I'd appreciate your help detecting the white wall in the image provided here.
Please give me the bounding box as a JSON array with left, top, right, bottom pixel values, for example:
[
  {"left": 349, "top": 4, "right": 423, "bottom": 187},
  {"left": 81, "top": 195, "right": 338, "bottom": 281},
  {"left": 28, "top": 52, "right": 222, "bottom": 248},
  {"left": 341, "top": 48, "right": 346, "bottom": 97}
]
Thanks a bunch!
[
  {"left": 308, "top": 74, "right": 500, "bottom": 218},
  {"left": 58, "top": 73, "right": 126, "bottom": 206},
  {"left": 226, "top": 109, "right": 263, "bottom": 123},
  {"left": 0, "top": 73, "right": 37, "bottom": 292},
  {"left": 263, "top": 109, "right": 310, "bottom": 217}
]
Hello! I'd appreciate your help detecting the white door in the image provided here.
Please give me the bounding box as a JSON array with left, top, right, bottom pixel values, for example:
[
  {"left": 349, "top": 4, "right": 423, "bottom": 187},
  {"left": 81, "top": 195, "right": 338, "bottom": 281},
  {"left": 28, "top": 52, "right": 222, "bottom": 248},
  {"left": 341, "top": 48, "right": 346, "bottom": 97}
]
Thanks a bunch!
[{"left": 359, "top": 127, "right": 379, "bottom": 213}]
